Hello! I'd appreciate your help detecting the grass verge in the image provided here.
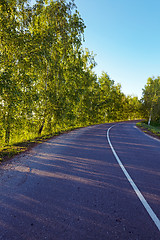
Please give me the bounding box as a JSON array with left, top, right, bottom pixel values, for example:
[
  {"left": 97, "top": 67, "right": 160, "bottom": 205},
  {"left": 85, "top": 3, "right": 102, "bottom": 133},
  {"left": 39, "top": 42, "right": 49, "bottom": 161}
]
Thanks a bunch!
[
  {"left": 0, "top": 120, "right": 144, "bottom": 164},
  {"left": 136, "top": 121, "right": 160, "bottom": 139},
  {"left": 0, "top": 126, "right": 82, "bottom": 164}
]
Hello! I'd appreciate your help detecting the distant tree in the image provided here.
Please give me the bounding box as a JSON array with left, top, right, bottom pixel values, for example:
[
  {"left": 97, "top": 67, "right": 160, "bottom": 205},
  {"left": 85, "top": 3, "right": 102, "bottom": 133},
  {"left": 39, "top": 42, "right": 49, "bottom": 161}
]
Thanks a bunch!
[
  {"left": 97, "top": 72, "right": 124, "bottom": 121},
  {"left": 123, "top": 95, "right": 142, "bottom": 120}
]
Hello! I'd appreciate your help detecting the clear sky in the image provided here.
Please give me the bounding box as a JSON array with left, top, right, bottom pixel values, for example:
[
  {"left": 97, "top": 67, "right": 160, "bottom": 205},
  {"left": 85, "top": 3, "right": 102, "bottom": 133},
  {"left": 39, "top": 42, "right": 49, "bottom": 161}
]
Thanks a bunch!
[
  {"left": 30, "top": 0, "right": 160, "bottom": 99},
  {"left": 74, "top": 0, "right": 160, "bottom": 99}
]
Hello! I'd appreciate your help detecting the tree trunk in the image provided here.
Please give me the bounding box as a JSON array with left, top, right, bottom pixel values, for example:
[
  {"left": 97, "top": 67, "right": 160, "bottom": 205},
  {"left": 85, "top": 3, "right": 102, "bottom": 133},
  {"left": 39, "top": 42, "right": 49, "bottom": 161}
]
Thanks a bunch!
[
  {"left": 5, "top": 109, "right": 11, "bottom": 144},
  {"left": 5, "top": 126, "right": 10, "bottom": 144},
  {"left": 38, "top": 120, "right": 45, "bottom": 135},
  {"left": 148, "top": 114, "right": 152, "bottom": 125}
]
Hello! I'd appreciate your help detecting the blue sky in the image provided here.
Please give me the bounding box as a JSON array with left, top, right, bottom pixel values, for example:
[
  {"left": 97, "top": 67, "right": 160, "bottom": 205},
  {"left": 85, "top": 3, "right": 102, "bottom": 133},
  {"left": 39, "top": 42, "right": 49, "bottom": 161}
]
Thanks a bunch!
[
  {"left": 30, "top": 0, "right": 160, "bottom": 99},
  {"left": 74, "top": 0, "right": 160, "bottom": 98}
]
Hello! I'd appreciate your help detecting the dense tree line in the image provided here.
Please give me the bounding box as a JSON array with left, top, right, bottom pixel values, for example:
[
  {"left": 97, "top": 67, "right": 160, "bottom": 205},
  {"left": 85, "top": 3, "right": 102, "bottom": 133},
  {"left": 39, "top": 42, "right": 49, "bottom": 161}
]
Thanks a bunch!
[{"left": 0, "top": 0, "right": 141, "bottom": 145}]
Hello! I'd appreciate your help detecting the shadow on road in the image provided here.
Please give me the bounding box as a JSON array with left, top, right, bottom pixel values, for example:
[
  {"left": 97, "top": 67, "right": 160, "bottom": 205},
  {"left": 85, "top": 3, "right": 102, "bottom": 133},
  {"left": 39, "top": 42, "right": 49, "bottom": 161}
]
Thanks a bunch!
[{"left": 0, "top": 123, "right": 159, "bottom": 239}]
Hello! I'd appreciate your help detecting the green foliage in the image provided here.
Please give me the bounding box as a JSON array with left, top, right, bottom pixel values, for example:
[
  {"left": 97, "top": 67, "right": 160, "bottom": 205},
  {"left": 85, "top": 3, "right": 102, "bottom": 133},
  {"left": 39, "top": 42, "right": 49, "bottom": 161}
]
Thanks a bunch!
[
  {"left": 0, "top": 0, "right": 142, "bottom": 151},
  {"left": 141, "top": 76, "right": 160, "bottom": 123},
  {"left": 136, "top": 122, "right": 160, "bottom": 135},
  {"left": 122, "top": 95, "right": 142, "bottom": 120}
]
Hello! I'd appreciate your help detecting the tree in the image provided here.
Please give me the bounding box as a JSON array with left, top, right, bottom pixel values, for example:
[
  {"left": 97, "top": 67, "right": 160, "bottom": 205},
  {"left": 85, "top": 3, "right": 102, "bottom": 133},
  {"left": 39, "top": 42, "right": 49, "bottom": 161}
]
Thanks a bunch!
[
  {"left": 122, "top": 95, "right": 141, "bottom": 120},
  {"left": 141, "top": 77, "right": 160, "bottom": 124},
  {"left": 28, "top": 0, "right": 86, "bottom": 134},
  {"left": 0, "top": 0, "right": 30, "bottom": 143},
  {"left": 97, "top": 72, "right": 124, "bottom": 122}
]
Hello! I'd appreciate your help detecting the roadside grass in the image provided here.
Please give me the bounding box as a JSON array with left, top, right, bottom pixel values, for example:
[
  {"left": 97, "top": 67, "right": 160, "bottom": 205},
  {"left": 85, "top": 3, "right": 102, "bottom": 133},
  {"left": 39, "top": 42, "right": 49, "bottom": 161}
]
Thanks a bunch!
[
  {"left": 0, "top": 125, "right": 82, "bottom": 164},
  {"left": 0, "top": 120, "right": 142, "bottom": 164},
  {"left": 136, "top": 121, "right": 160, "bottom": 137}
]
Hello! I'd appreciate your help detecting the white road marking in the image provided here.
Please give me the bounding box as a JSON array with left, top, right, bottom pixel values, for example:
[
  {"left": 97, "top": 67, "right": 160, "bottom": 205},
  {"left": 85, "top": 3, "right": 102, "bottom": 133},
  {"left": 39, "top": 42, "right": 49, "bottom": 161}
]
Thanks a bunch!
[{"left": 107, "top": 124, "right": 160, "bottom": 231}]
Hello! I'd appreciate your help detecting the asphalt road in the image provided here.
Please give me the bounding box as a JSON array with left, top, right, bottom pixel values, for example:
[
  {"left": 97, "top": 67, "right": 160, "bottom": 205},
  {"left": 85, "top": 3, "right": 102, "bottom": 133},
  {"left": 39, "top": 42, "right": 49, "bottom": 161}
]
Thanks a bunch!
[{"left": 0, "top": 122, "right": 160, "bottom": 240}]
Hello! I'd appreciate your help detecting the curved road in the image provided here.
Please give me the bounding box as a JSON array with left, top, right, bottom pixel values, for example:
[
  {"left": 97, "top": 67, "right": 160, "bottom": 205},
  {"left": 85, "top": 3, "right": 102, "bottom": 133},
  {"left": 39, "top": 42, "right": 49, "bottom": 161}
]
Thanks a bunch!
[{"left": 0, "top": 122, "right": 160, "bottom": 239}]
